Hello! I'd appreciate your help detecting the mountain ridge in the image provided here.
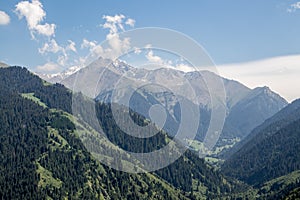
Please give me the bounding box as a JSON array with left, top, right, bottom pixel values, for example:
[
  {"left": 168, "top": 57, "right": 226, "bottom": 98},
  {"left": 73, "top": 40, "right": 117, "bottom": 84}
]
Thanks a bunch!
[
  {"left": 1, "top": 65, "right": 299, "bottom": 199},
  {"left": 37, "top": 58, "right": 287, "bottom": 155},
  {"left": 0, "top": 66, "right": 246, "bottom": 199},
  {"left": 37, "top": 57, "right": 288, "bottom": 156},
  {"left": 222, "top": 98, "right": 300, "bottom": 186}
]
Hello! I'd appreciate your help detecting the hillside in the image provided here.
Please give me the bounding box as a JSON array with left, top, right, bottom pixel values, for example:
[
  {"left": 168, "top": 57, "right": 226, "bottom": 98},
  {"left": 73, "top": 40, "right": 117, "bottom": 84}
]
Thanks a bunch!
[
  {"left": 44, "top": 57, "right": 287, "bottom": 156},
  {"left": 0, "top": 66, "right": 248, "bottom": 199},
  {"left": 222, "top": 99, "right": 300, "bottom": 186},
  {"left": 0, "top": 67, "right": 193, "bottom": 199}
]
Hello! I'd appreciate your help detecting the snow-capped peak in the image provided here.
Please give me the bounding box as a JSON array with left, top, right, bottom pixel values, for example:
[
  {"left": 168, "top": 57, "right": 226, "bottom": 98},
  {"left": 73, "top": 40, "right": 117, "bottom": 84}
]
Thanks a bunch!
[{"left": 37, "top": 65, "right": 82, "bottom": 83}]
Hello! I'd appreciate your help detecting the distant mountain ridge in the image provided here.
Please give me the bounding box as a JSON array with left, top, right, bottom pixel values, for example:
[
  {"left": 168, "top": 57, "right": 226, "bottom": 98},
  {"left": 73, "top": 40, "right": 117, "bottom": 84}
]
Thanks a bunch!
[
  {"left": 0, "top": 62, "right": 9, "bottom": 68},
  {"left": 222, "top": 98, "right": 300, "bottom": 159},
  {"left": 38, "top": 65, "right": 81, "bottom": 83},
  {"left": 221, "top": 86, "right": 287, "bottom": 140},
  {"left": 38, "top": 57, "right": 288, "bottom": 155},
  {"left": 222, "top": 99, "right": 300, "bottom": 186},
  {"left": 1, "top": 65, "right": 298, "bottom": 199}
]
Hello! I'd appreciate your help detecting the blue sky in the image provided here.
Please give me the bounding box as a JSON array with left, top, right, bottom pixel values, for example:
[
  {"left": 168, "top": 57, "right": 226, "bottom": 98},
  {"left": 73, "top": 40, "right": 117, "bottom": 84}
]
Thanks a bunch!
[{"left": 0, "top": 0, "right": 300, "bottom": 101}]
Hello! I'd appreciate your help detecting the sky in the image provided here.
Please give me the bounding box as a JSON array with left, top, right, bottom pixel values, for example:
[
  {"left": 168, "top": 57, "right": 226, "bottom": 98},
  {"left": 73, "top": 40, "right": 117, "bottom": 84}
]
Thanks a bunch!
[{"left": 0, "top": 0, "right": 300, "bottom": 101}]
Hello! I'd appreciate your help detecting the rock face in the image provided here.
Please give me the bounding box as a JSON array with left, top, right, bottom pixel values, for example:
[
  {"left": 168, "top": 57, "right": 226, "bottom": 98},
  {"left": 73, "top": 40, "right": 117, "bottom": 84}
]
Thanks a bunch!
[
  {"left": 222, "top": 86, "right": 288, "bottom": 140},
  {"left": 39, "top": 57, "right": 288, "bottom": 154}
]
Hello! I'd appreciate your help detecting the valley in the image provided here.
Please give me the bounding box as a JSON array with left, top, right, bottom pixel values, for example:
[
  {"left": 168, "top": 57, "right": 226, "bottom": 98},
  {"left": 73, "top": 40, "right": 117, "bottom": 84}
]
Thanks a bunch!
[
  {"left": 0, "top": 65, "right": 298, "bottom": 199},
  {"left": 1, "top": 1, "right": 300, "bottom": 199}
]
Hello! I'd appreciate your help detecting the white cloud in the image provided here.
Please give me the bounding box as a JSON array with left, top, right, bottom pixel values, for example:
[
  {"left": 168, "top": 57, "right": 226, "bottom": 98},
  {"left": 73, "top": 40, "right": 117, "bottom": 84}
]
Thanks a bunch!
[
  {"left": 102, "top": 14, "right": 125, "bottom": 34},
  {"left": 37, "top": 14, "right": 136, "bottom": 73},
  {"left": 39, "top": 39, "right": 62, "bottom": 54},
  {"left": 140, "top": 50, "right": 300, "bottom": 101},
  {"left": 293, "top": 2, "right": 300, "bottom": 9},
  {"left": 133, "top": 47, "right": 142, "bottom": 54},
  {"left": 216, "top": 54, "right": 300, "bottom": 102},
  {"left": 144, "top": 44, "right": 152, "bottom": 49},
  {"left": 36, "top": 62, "right": 60, "bottom": 72},
  {"left": 174, "top": 63, "right": 195, "bottom": 72},
  {"left": 125, "top": 18, "right": 135, "bottom": 27},
  {"left": 57, "top": 54, "right": 68, "bottom": 66},
  {"left": 15, "top": 0, "right": 56, "bottom": 37},
  {"left": 81, "top": 39, "right": 104, "bottom": 57},
  {"left": 38, "top": 39, "right": 77, "bottom": 69},
  {"left": 146, "top": 50, "right": 164, "bottom": 64},
  {"left": 0, "top": 11, "right": 10, "bottom": 25},
  {"left": 80, "top": 14, "right": 135, "bottom": 61},
  {"left": 56, "top": 41, "right": 77, "bottom": 66},
  {"left": 287, "top": 1, "right": 300, "bottom": 12},
  {"left": 90, "top": 45, "right": 104, "bottom": 56},
  {"left": 102, "top": 14, "right": 132, "bottom": 59},
  {"left": 143, "top": 49, "right": 195, "bottom": 72},
  {"left": 81, "top": 38, "right": 97, "bottom": 49},
  {"left": 66, "top": 40, "right": 77, "bottom": 52},
  {"left": 106, "top": 33, "right": 131, "bottom": 58}
]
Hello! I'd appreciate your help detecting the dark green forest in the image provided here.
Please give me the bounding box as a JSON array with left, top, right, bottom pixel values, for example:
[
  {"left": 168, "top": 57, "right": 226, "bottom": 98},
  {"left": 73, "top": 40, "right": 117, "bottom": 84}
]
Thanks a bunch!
[
  {"left": 0, "top": 67, "right": 185, "bottom": 199},
  {"left": 221, "top": 99, "right": 300, "bottom": 199},
  {"left": 1, "top": 66, "right": 300, "bottom": 199},
  {"left": 222, "top": 98, "right": 300, "bottom": 183},
  {"left": 0, "top": 67, "right": 241, "bottom": 199}
]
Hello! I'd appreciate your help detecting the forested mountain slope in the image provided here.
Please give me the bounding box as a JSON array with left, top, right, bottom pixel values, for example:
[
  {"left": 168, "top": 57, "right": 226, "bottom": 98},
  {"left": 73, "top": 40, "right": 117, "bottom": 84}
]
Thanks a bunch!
[
  {"left": 55, "top": 57, "right": 287, "bottom": 154},
  {"left": 0, "top": 67, "right": 190, "bottom": 199},
  {"left": 0, "top": 66, "right": 246, "bottom": 199},
  {"left": 222, "top": 99, "right": 300, "bottom": 186}
]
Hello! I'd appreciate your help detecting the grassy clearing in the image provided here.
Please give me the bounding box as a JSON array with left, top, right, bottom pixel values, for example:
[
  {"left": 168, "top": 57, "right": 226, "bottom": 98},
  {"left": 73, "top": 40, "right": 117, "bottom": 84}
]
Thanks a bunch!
[
  {"left": 21, "top": 93, "right": 47, "bottom": 108},
  {"left": 42, "top": 80, "right": 52, "bottom": 86},
  {"left": 47, "top": 127, "right": 69, "bottom": 150},
  {"left": 36, "top": 162, "right": 63, "bottom": 189}
]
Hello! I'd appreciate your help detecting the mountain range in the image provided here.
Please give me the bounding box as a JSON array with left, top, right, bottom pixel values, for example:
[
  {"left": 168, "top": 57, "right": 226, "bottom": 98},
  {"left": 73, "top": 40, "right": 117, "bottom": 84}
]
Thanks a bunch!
[
  {"left": 1, "top": 65, "right": 299, "bottom": 199},
  {"left": 39, "top": 57, "right": 288, "bottom": 156},
  {"left": 0, "top": 66, "right": 248, "bottom": 199},
  {"left": 222, "top": 98, "right": 300, "bottom": 186}
]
